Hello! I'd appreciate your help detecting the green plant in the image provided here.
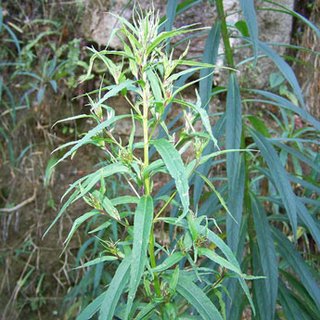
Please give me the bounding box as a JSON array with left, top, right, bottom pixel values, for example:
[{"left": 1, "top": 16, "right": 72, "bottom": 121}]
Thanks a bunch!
[
  {"left": 47, "top": 8, "right": 261, "bottom": 320},
  {"left": 49, "top": 1, "right": 320, "bottom": 319}
]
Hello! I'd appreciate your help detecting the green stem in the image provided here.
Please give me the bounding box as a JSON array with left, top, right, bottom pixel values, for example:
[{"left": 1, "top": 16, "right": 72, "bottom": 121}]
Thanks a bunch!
[
  {"left": 142, "top": 74, "right": 161, "bottom": 297},
  {"left": 216, "top": 0, "right": 235, "bottom": 69}
]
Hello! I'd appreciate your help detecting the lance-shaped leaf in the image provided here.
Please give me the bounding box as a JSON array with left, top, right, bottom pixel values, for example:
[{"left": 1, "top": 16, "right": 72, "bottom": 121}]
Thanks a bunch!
[
  {"left": 251, "top": 194, "right": 278, "bottom": 320},
  {"left": 76, "top": 291, "right": 106, "bottom": 320},
  {"left": 278, "top": 281, "right": 313, "bottom": 320},
  {"left": 296, "top": 198, "right": 320, "bottom": 248},
  {"left": 176, "top": 274, "right": 223, "bottom": 320},
  {"left": 75, "top": 255, "right": 118, "bottom": 269},
  {"left": 249, "top": 90, "right": 320, "bottom": 130},
  {"left": 272, "top": 228, "right": 320, "bottom": 309},
  {"left": 44, "top": 163, "right": 130, "bottom": 237},
  {"left": 125, "top": 196, "right": 154, "bottom": 319},
  {"left": 258, "top": 41, "right": 305, "bottom": 108},
  {"left": 240, "top": 0, "right": 259, "bottom": 58},
  {"left": 98, "top": 256, "right": 131, "bottom": 320},
  {"left": 250, "top": 128, "right": 298, "bottom": 236},
  {"left": 226, "top": 73, "right": 243, "bottom": 253},
  {"left": 92, "top": 190, "right": 120, "bottom": 221},
  {"left": 193, "top": 114, "right": 225, "bottom": 206},
  {"left": 152, "top": 139, "right": 190, "bottom": 219},
  {"left": 151, "top": 252, "right": 185, "bottom": 273},
  {"left": 56, "top": 114, "right": 129, "bottom": 166},
  {"left": 199, "top": 21, "right": 221, "bottom": 110},
  {"left": 63, "top": 210, "right": 99, "bottom": 250},
  {"left": 198, "top": 225, "right": 256, "bottom": 315}
]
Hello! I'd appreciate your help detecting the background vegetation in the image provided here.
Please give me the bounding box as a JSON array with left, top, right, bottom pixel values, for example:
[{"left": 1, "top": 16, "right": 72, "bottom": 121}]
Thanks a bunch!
[{"left": 0, "top": 1, "right": 319, "bottom": 319}]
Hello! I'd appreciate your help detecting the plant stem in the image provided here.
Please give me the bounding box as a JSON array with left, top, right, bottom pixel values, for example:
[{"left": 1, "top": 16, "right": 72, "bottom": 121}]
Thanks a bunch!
[
  {"left": 142, "top": 73, "right": 161, "bottom": 297},
  {"left": 216, "top": 0, "right": 235, "bottom": 69}
]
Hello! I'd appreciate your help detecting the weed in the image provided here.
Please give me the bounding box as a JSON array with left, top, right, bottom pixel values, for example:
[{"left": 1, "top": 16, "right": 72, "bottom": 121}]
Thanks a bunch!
[{"left": 49, "top": 1, "right": 320, "bottom": 319}]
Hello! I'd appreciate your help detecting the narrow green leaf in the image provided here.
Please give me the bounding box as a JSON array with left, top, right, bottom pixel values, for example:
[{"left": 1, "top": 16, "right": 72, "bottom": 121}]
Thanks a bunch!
[
  {"left": 278, "top": 281, "right": 313, "bottom": 320},
  {"left": 296, "top": 199, "right": 320, "bottom": 248},
  {"left": 146, "top": 24, "right": 204, "bottom": 56},
  {"left": 176, "top": 274, "right": 223, "bottom": 320},
  {"left": 111, "top": 196, "right": 140, "bottom": 206},
  {"left": 152, "top": 139, "right": 189, "bottom": 219},
  {"left": 271, "top": 141, "right": 320, "bottom": 173},
  {"left": 199, "top": 226, "right": 256, "bottom": 315},
  {"left": 75, "top": 255, "right": 118, "bottom": 269},
  {"left": 252, "top": 242, "right": 271, "bottom": 320},
  {"left": 251, "top": 194, "right": 278, "bottom": 320},
  {"left": 56, "top": 114, "right": 129, "bottom": 165},
  {"left": 194, "top": 91, "right": 219, "bottom": 148},
  {"left": 3, "top": 24, "right": 21, "bottom": 53},
  {"left": 199, "top": 22, "right": 221, "bottom": 110},
  {"left": 240, "top": 0, "right": 259, "bottom": 58},
  {"left": 0, "top": 6, "right": 3, "bottom": 32},
  {"left": 98, "top": 256, "right": 131, "bottom": 320},
  {"left": 250, "top": 128, "right": 297, "bottom": 236},
  {"left": 151, "top": 252, "right": 185, "bottom": 273},
  {"left": 125, "top": 196, "right": 154, "bottom": 319},
  {"left": 272, "top": 228, "right": 320, "bottom": 309},
  {"left": 193, "top": 114, "right": 225, "bottom": 206},
  {"left": 258, "top": 41, "right": 305, "bottom": 108},
  {"left": 146, "top": 68, "right": 162, "bottom": 101},
  {"left": 52, "top": 114, "right": 94, "bottom": 128},
  {"left": 250, "top": 90, "right": 320, "bottom": 130},
  {"left": 198, "top": 174, "right": 234, "bottom": 221},
  {"left": 43, "top": 163, "right": 129, "bottom": 237},
  {"left": 76, "top": 291, "right": 106, "bottom": 320},
  {"left": 64, "top": 210, "right": 99, "bottom": 249},
  {"left": 281, "top": 270, "right": 319, "bottom": 318},
  {"left": 135, "top": 302, "right": 161, "bottom": 320},
  {"left": 262, "top": 0, "right": 320, "bottom": 38},
  {"left": 92, "top": 190, "right": 120, "bottom": 221},
  {"left": 165, "top": 0, "right": 179, "bottom": 51},
  {"left": 247, "top": 115, "right": 270, "bottom": 138},
  {"left": 226, "top": 73, "right": 243, "bottom": 253},
  {"left": 198, "top": 248, "right": 243, "bottom": 276}
]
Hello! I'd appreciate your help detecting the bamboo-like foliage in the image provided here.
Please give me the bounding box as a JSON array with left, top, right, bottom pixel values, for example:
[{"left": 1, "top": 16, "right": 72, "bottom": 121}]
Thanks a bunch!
[{"left": 50, "top": 1, "right": 320, "bottom": 319}]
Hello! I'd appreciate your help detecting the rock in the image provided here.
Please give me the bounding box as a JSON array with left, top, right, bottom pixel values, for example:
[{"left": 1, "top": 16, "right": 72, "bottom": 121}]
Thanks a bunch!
[{"left": 81, "top": 0, "right": 294, "bottom": 89}]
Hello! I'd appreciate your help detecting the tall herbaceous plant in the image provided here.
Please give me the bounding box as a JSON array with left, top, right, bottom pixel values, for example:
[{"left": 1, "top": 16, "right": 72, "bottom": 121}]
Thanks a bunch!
[
  {"left": 47, "top": 8, "right": 256, "bottom": 320},
  {"left": 48, "top": 1, "right": 320, "bottom": 319}
]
